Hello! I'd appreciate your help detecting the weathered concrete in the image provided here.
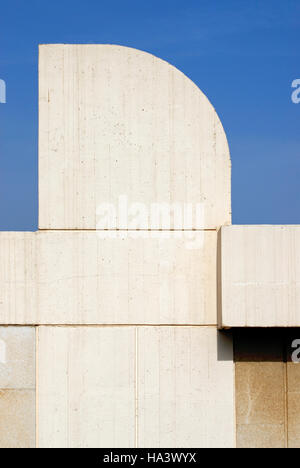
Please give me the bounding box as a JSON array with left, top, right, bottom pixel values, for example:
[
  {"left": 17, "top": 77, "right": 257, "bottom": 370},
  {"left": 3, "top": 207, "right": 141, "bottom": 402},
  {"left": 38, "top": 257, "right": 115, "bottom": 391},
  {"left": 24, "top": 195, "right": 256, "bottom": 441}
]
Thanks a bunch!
[
  {"left": 0, "top": 327, "right": 35, "bottom": 388},
  {"left": 220, "top": 225, "right": 300, "bottom": 327},
  {"left": 138, "top": 326, "right": 235, "bottom": 448},
  {"left": 0, "top": 327, "right": 35, "bottom": 448},
  {"left": 286, "top": 331, "right": 300, "bottom": 449},
  {"left": 234, "top": 329, "right": 300, "bottom": 449},
  {"left": 0, "top": 43, "right": 236, "bottom": 448},
  {"left": 0, "top": 231, "right": 217, "bottom": 325},
  {"left": 0, "top": 389, "right": 35, "bottom": 448},
  {"left": 37, "top": 326, "right": 136, "bottom": 448},
  {"left": 38, "top": 326, "right": 235, "bottom": 448},
  {"left": 39, "top": 44, "right": 231, "bottom": 230},
  {"left": 235, "top": 329, "right": 286, "bottom": 448}
]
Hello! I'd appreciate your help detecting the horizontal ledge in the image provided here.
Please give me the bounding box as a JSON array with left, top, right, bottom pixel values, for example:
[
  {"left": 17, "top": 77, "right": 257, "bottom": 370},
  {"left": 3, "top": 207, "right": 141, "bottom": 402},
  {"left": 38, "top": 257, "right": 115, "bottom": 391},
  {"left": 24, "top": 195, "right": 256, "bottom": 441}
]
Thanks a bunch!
[
  {"left": 0, "top": 323, "right": 218, "bottom": 327},
  {"left": 37, "top": 228, "right": 219, "bottom": 232},
  {"left": 219, "top": 325, "right": 300, "bottom": 329}
]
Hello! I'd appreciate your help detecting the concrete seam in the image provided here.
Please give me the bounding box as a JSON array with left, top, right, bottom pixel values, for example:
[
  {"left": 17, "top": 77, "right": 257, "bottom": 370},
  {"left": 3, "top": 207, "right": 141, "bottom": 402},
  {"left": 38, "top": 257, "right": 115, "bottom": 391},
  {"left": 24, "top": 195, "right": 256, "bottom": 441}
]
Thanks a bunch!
[
  {"left": 35, "top": 326, "right": 39, "bottom": 449},
  {"left": 135, "top": 327, "right": 139, "bottom": 448},
  {"left": 0, "top": 323, "right": 219, "bottom": 327}
]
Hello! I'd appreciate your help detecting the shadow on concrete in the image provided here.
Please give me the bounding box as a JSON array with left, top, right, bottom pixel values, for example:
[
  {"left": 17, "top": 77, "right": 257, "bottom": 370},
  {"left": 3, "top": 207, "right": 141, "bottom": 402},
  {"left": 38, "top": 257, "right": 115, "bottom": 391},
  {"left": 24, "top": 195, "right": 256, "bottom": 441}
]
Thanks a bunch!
[
  {"left": 217, "top": 328, "right": 300, "bottom": 362},
  {"left": 232, "top": 328, "right": 300, "bottom": 362}
]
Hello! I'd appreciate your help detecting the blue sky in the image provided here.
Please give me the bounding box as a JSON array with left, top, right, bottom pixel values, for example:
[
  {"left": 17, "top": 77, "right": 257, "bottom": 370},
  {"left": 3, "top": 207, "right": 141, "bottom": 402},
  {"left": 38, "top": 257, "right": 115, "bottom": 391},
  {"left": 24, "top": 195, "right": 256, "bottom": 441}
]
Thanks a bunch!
[{"left": 0, "top": 0, "right": 299, "bottom": 230}]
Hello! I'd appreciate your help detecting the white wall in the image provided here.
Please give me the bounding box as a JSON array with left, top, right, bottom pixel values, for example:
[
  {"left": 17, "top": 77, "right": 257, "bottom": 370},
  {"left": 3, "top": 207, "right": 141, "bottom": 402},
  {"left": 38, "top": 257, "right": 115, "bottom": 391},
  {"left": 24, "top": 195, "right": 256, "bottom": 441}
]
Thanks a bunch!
[{"left": 220, "top": 225, "right": 300, "bottom": 327}]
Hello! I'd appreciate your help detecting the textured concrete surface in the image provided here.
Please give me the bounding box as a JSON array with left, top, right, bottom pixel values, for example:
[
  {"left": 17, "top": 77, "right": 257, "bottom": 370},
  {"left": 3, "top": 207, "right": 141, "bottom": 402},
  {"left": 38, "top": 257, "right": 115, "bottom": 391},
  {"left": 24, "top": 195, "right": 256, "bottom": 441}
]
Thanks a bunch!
[
  {"left": 0, "top": 327, "right": 35, "bottom": 448},
  {"left": 0, "top": 389, "right": 35, "bottom": 448},
  {"left": 287, "top": 331, "right": 300, "bottom": 448},
  {"left": 0, "top": 233, "right": 36, "bottom": 324},
  {"left": 0, "top": 327, "right": 35, "bottom": 388},
  {"left": 3, "top": 43, "right": 300, "bottom": 449},
  {"left": 138, "top": 326, "right": 235, "bottom": 448},
  {"left": 235, "top": 329, "right": 286, "bottom": 448},
  {"left": 4, "top": 43, "right": 300, "bottom": 450},
  {"left": 38, "top": 326, "right": 235, "bottom": 448},
  {"left": 220, "top": 225, "right": 300, "bottom": 327},
  {"left": 0, "top": 44, "right": 234, "bottom": 449},
  {"left": 37, "top": 326, "right": 136, "bottom": 448},
  {"left": 237, "top": 423, "right": 285, "bottom": 449},
  {"left": 39, "top": 44, "right": 231, "bottom": 230},
  {"left": 0, "top": 231, "right": 217, "bottom": 325},
  {"left": 234, "top": 329, "right": 300, "bottom": 449},
  {"left": 236, "top": 362, "right": 286, "bottom": 448},
  {"left": 287, "top": 391, "right": 300, "bottom": 448}
]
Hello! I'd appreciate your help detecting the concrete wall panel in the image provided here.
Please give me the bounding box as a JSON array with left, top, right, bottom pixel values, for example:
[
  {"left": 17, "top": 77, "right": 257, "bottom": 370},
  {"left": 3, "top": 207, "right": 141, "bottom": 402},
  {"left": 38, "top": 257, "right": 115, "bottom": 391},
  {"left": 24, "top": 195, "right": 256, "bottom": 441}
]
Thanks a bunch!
[
  {"left": 37, "top": 326, "right": 136, "bottom": 448},
  {"left": 0, "top": 327, "right": 35, "bottom": 448},
  {"left": 138, "top": 326, "right": 235, "bottom": 448},
  {"left": 287, "top": 331, "right": 300, "bottom": 448},
  {"left": 0, "top": 389, "right": 35, "bottom": 448},
  {"left": 37, "top": 326, "right": 235, "bottom": 448},
  {"left": 39, "top": 44, "right": 231, "bottom": 230},
  {"left": 234, "top": 329, "right": 300, "bottom": 449},
  {"left": 0, "top": 231, "right": 217, "bottom": 325},
  {"left": 220, "top": 225, "right": 300, "bottom": 327},
  {"left": 234, "top": 329, "right": 286, "bottom": 448},
  {"left": 0, "top": 233, "right": 37, "bottom": 324}
]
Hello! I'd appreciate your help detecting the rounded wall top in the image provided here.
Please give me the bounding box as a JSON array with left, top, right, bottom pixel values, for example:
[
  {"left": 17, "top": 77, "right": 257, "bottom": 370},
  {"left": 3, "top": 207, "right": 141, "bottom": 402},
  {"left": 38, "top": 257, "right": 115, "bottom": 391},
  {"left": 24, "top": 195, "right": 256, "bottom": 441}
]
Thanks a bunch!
[{"left": 39, "top": 44, "right": 231, "bottom": 230}]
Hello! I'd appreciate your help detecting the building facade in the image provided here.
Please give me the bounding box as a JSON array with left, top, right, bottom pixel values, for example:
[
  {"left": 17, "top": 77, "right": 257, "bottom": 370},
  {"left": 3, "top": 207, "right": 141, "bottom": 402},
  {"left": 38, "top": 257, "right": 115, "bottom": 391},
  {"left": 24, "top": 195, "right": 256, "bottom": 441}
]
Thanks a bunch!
[{"left": 0, "top": 45, "right": 298, "bottom": 448}]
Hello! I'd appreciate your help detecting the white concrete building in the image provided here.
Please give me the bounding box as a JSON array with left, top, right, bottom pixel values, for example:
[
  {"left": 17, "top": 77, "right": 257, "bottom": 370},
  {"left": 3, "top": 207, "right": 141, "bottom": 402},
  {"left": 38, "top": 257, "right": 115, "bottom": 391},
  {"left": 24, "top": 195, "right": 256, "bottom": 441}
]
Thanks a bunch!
[{"left": 0, "top": 45, "right": 299, "bottom": 448}]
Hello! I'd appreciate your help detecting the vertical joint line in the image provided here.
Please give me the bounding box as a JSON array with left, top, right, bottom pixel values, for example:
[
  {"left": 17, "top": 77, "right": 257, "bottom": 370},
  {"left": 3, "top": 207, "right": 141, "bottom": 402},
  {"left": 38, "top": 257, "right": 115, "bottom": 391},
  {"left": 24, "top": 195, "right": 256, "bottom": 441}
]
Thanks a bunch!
[
  {"left": 35, "top": 326, "right": 39, "bottom": 449},
  {"left": 135, "top": 327, "right": 139, "bottom": 448},
  {"left": 283, "top": 331, "right": 288, "bottom": 449},
  {"left": 285, "top": 361, "right": 289, "bottom": 449}
]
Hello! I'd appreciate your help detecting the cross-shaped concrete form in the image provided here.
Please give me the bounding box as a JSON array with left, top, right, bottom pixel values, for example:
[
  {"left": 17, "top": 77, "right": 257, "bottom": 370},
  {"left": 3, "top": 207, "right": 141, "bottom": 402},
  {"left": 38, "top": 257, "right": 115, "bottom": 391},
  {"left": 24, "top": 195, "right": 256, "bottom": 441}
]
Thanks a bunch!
[{"left": 0, "top": 45, "right": 299, "bottom": 448}]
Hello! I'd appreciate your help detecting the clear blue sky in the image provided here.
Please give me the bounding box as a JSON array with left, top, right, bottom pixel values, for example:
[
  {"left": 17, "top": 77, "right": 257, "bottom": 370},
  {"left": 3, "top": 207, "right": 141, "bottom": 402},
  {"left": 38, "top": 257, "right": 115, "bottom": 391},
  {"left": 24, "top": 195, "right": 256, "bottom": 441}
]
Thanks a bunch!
[{"left": 0, "top": 0, "right": 299, "bottom": 230}]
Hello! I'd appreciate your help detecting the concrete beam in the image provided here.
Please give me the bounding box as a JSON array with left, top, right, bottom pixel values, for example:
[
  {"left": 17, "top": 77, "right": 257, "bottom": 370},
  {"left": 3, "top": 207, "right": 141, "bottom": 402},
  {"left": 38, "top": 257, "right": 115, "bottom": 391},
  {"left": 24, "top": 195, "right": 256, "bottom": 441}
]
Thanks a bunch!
[{"left": 219, "top": 225, "right": 300, "bottom": 327}]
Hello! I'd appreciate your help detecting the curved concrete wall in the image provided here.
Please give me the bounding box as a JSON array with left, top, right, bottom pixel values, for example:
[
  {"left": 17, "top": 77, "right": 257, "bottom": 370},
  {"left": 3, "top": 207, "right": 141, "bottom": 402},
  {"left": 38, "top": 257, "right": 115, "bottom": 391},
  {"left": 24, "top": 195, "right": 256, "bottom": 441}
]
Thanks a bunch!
[
  {"left": 39, "top": 44, "right": 231, "bottom": 230},
  {"left": 0, "top": 44, "right": 235, "bottom": 448}
]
